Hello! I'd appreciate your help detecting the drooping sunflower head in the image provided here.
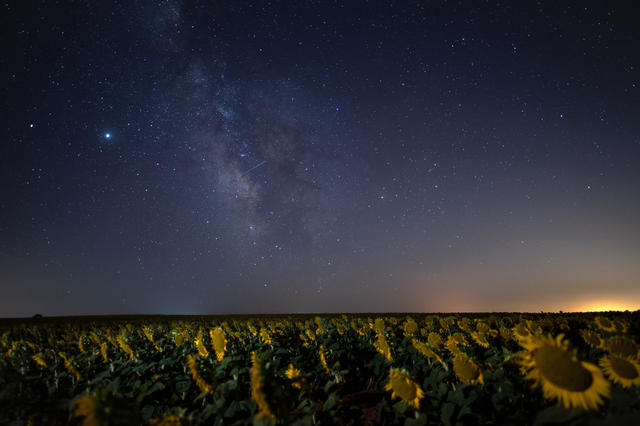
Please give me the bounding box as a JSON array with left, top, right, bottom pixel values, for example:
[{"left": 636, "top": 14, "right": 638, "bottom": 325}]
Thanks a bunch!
[
  {"left": 453, "top": 353, "right": 484, "bottom": 385},
  {"left": 605, "top": 336, "right": 638, "bottom": 359},
  {"left": 444, "top": 336, "right": 463, "bottom": 355},
  {"left": 373, "top": 333, "right": 392, "bottom": 361},
  {"left": 384, "top": 368, "right": 424, "bottom": 410},
  {"left": 250, "top": 352, "right": 276, "bottom": 420},
  {"left": 580, "top": 329, "right": 604, "bottom": 349},
  {"left": 71, "top": 395, "right": 97, "bottom": 426},
  {"left": 457, "top": 317, "right": 472, "bottom": 333},
  {"left": 594, "top": 316, "right": 616, "bottom": 333},
  {"left": 209, "top": 328, "right": 227, "bottom": 362},
  {"left": 613, "top": 320, "right": 628, "bottom": 333},
  {"left": 427, "top": 332, "right": 443, "bottom": 348},
  {"left": 475, "top": 321, "right": 490, "bottom": 334},
  {"left": 149, "top": 413, "right": 182, "bottom": 426},
  {"left": 373, "top": 318, "right": 386, "bottom": 334},
  {"left": 520, "top": 334, "right": 610, "bottom": 411},
  {"left": 411, "top": 339, "right": 445, "bottom": 367},
  {"left": 285, "top": 363, "right": 307, "bottom": 391},
  {"left": 403, "top": 318, "right": 419, "bottom": 337}
]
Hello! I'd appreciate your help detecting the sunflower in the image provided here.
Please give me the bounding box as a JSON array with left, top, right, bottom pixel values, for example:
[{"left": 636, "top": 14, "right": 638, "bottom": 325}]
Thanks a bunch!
[
  {"left": 475, "top": 321, "right": 490, "bottom": 334},
  {"left": 403, "top": 318, "right": 419, "bottom": 337},
  {"left": 519, "top": 334, "right": 610, "bottom": 410},
  {"left": 186, "top": 354, "right": 213, "bottom": 395},
  {"left": 457, "top": 317, "right": 473, "bottom": 333},
  {"left": 606, "top": 336, "right": 638, "bottom": 359},
  {"left": 319, "top": 345, "right": 331, "bottom": 375},
  {"left": 594, "top": 316, "right": 616, "bottom": 333},
  {"left": 210, "top": 328, "right": 227, "bottom": 362},
  {"left": 250, "top": 352, "right": 275, "bottom": 420},
  {"left": 116, "top": 333, "right": 135, "bottom": 360},
  {"left": 453, "top": 354, "right": 484, "bottom": 385},
  {"left": 195, "top": 329, "right": 209, "bottom": 358},
  {"left": 149, "top": 413, "right": 182, "bottom": 426},
  {"left": 411, "top": 339, "right": 445, "bottom": 367},
  {"left": 373, "top": 333, "right": 392, "bottom": 361},
  {"left": 384, "top": 368, "right": 424, "bottom": 409},
  {"left": 173, "top": 332, "right": 185, "bottom": 346},
  {"left": 32, "top": 353, "right": 47, "bottom": 368},
  {"left": 470, "top": 331, "right": 490, "bottom": 349},
  {"left": 58, "top": 352, "right": 82, "bottom": 381},
  {"left": 285, "top": 363, "right": 307, "bottom": 391},
  {"left": 513, "top": 323, "right": 532, "bottom": 341},
  {"left": 599, "top": 355, "right": 640, "bottom": 388},
  {"left": 580, "top": 329, "right": 603, "bottom": 349},
  {"left": 71, "top": 395, "right": 97, "bottom": 426},
  {"left": 444, "top": 336, "right": 463, "bottom": 355},
  {"left": 427, "top": 332, "right": 443, "bottom": 348},
  {"left": 613, "top": 320, "right": 628, "bottom": 333}
]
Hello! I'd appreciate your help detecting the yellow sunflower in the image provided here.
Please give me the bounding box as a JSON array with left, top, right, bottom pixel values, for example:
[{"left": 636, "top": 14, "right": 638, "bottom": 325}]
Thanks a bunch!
[
  {"left": 250, "top": 352, "right": 275, "bottom": 420},
  {"left": 384, "top": 368, "right": 424, "bottom": 409},
  {"left": 209, "top": 328, "right": 227, "bottom": 362},
  {"left": 520, "top": 334, "right": 610, "bottom": 410},
  {"left": 373, "top": 333, "right": 392, "bottom": 361},
  {"left": 512, "top": 323, "right": 532, "bottom": 341},
  {"left": 453, "top": 354, "right": 484, "bottom": 385},
  {"left": 427, "top": 332, "right": 443, "bottom": 348},
  {"left": 71, "top": 395, "right": 97, "bottom": 426},
  {"left": 470, "top": 331, "right": 490, "bottom": 349},
  {"left": 411, "top": 339, "right": 445, "bottom": 367},
  {"left": 613, "top": 320, "right": 628, "bottom": 333},
  {"left": 599, "top": 355, "right": 640, "bottom": 388},
  {"left": 149, "top": 413, "right": 182, "bottom": 426},
  {"left": 285, "top": 363, "right": 307, "bottom": 391},
  {"left": 580, "top": 329, "right": 603, "bottom": 349},
  {"left": 594, "top": 316, "right": 616, "bottom": 333}
]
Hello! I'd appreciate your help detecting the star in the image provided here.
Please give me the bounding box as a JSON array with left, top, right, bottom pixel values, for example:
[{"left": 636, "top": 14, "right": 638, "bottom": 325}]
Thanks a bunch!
[{"left": 105, "top": 133, "right": 111, "bottom": 139}]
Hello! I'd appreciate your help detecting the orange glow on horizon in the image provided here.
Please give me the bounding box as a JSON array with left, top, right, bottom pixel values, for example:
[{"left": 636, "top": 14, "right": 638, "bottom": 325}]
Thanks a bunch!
[{"left": 571, "top": 299, "right": 639, "bottom": 312}]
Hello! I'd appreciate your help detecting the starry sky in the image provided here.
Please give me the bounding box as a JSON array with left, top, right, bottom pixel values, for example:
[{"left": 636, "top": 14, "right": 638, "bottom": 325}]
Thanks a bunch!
[{"left": 2, "top": 1, "right": 640, "bottom": 317}]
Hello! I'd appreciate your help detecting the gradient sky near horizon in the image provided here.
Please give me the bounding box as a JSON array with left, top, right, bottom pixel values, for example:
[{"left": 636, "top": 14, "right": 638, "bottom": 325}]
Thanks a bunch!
[{"left": 2, "top": 1, "right": 640, "bottom": 317}]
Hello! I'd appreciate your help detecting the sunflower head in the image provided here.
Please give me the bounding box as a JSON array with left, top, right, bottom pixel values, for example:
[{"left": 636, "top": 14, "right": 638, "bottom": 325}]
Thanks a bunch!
[
  {"left": 403, "top": 318, "right": 419, "bottom": 337},
  {"left": 470, "top": 331, "right": 490, "bottom": 349},
  {"left": 427, "top": 332, "right": 443, "bottom": 348},
  {"left": 384, "top": 368, "right": 424, "bottom": 410},
  {"left": 210, "top": 328, "right": 227, "bottom": 362},
  {"left": 599, "top": 355, "right": 640, "bottom": 388},
  {"left": 594, "top": 316, "right": 616, "bottom": 333},
  {"left": 372, "top": 318, "right": 386, "bottom": 333},
  {"left": 149, "top": 413, "right": 182, "bottom": 426},
  {"left": 285, "top": 363, "right": 307, "bottom": 392},
  {"left": 250, "top": 352, "right": 276, "bottom": 420},
  {"left": 373, "top": 333, "right": 392, "bottom": 361},
  {"left": 520, "top": 334, "right": 610, "bottom": 411},
  {"left": 453, "top": 354, "right": 484, "bottom": 385},
  {"left": 580, "top": 329, "right": 604, "bottom": 349}
]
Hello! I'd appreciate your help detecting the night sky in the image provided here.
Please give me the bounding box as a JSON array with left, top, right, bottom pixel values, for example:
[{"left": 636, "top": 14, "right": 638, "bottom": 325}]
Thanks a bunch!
[{"left": 2, "top": 1, "right": 640, "bottom": 317}]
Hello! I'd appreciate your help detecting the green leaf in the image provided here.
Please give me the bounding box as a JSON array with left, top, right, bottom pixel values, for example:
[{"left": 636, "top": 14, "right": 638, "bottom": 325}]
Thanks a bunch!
[
  {"left": 323, "top": 391, "right": 340, "bottom": 411},
  {"left": 440, "top": 402, "right": 455, "bottom": 426},
  {"left": 176, "top": 380, "right": 191, "bottom": 393},
  {"left": 393, "top": 401, "right": 408, "bottom": 414}
]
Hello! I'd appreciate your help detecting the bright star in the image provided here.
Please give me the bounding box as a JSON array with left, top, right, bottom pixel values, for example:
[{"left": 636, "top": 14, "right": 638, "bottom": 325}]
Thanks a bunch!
[{"left": 105, "top": 133, "right": 111, "bottom": 139}]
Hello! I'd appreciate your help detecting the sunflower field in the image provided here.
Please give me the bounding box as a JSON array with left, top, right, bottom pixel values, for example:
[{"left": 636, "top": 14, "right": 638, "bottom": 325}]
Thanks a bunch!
[{"left": 1, "top": 312, "right": 639, "bottom": 425}]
